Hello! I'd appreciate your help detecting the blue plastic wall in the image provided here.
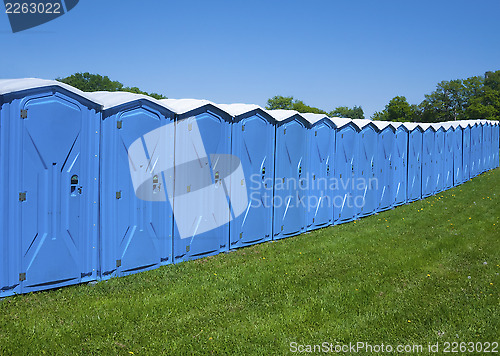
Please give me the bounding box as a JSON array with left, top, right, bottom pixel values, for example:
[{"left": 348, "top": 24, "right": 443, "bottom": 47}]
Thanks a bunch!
[
  {"left": 470, "top": 124, "right": 482, "bottom": 177},
  {"left": 443, "top": 128, "right": 454, "bottom": 190},
  {"left": 422, "top": 128, "right": 435, "bottom": 197},
  {"left": 307, "top": 120, "right": 335, "bottom": 231},
  {"left": 377, "top": 126, "right": 395, "bottom": 212},
  {"left": 434, "top": 128, "right": 445, "bottom": 193},
  {"left": 494, "top": 124, "right": 500, "bottom": 168},
  {"left": 484, "top": 123, "right": 492, "bottom": 171},
  {"left": 393, "top": 126, "right": 408, "bottom": 206},
  {"left": 334, "top": 124, "right": 359, "bottom": 223},
  {"left": 357, "top": 124, "right": 378, "bottom": 217},
  {"left": 407, "top": 128, "right": 422, "bottom": 202},
  {"left": 463, "top": 126, "right": 471, "bottom": 181},
  {"left": 452, "top": 127, "right": 463, "bottom": 186},
  {"left": 173, "top": 106, "right": 232, "bottom": 263},
  {"left": 0, "top": 86, "right": 100, "bottom": 296},
  {"left": 273, "top": 115, "right": 309, "bottom": 239},
  {"left": 230, "top": 109, "right": 275, "bottom": 248},
  {"left": 100, "top": 101, "right": 175, "bottom": 278}
]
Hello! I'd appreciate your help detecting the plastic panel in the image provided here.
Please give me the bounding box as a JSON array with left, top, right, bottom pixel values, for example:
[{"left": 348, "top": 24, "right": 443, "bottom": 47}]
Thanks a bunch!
[
  {"left": 434, "top": 128, "right": 445, "bottom": 193},
  {"left": 393, "top": 126, "right": 408, "bottom": 206},
  {"left": 422, "top": 129, "right": 435, "bottom": 197},
  {"left": 357, "top": 125, "right": 378, "bottom": 217},
  {"left": 452, "top": 128, "right": 463, "bottom": 186},
  {"left": 407, "top": 128, "right": 422, "bottom": 202},
  {"left": 443, "top": 128, "right": 454, "bottom": 190},
  {"left": 377, "top": 127, "right": 394, "bottom": 212}
]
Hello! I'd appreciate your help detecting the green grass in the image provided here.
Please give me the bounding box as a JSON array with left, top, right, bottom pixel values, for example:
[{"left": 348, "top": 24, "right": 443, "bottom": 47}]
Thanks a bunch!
[{"left": 1, "top": 169, "right": 499, "bottom": 355}]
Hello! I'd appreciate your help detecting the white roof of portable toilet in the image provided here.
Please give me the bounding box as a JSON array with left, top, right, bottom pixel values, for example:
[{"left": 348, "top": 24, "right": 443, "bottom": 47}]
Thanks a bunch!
[
  {"left": 439, "top": 122, "right": 454, "bottom": 131},
  {"left": 301, "top": 113, "right": 333, "bottom": 126},
  {"left": 419, "top": 123, "right": 433, "bottom": 131},
  {"left": 330, "top": 117, "right": 353, "bottom": 129},
  {"left": 431, "top": 122, "right": 445, "bottom": 131},
  {"left": 371, "top": 120, "right": 394, "bottom": 130},
  {"left": 402, "top": 122, "right": 421, "bottom": 131},
  {"left": 0, "top": 78, "right": 101, "bottom": 105},
  {"left": 86, "top": 91, "right": 174, "bottom": 111},
  {"left": 264, "top": 109, "right": 306, "bottom": 122},
  {"left": 160, "top": 98, "right": 218, "bottom": 115},
  {"left": 352, "top": 119, "right": 376, "bottom": 130},
  {"left": 216, "top": 103, "right": 262, "bottom": 117},
  {"left": 390, "top": 121, "right": 405, "bottom": 129}
]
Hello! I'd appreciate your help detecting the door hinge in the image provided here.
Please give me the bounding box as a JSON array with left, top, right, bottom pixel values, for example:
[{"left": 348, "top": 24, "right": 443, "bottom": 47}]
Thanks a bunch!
[
  {"left": 117, "top": 120, "right": 122, "bottom": 129},
  {"left": 116, "top": 260, "right": 121, "bottom": 268},
  {"left": 19, "top": 273, "right": 26, "bottom": 281},
  {"left": 20, "top": 109, "right": 27, "bottom": 119},
  {"left": 116, "top": 191, "right": 121, "bottom": 199},
  {"left": 19, "top": 192, "right": 26, "bottom": 202}
]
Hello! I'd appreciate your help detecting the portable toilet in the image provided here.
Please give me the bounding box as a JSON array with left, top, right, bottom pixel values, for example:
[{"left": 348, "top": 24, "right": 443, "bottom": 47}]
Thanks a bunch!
[
  {"left": 302, "top": 113, "right": 335, "bottom": 231},
  {"left": 462, "top": 121, "right": 472, "bottom": 181},
  {"left": 372, "top": 121, "right": 395, "bottom": 212},
  {"left": 405, "top": 123, "right": 423, "bottom": 202},
  {"left": 352, "top": 119, "right": 379, "bottom": 217},
  {"left": 332, "top": 118, "right": 358, "bottom": 224},
  {"left": 160, "top": 99, "right": 235, "bottom": 263},
  {"left": 86, "top": 92, "right": 175, "bottom": 278},
  {"left": 493, "top": 121, "right": 500, "bottom": 168},
  {"left": 483, "top": 120, "right": 492, "bottom": 171},
  {"left": 442, "top": 122, "right": 454, "bottom": 190},
  {"left": 432, "top": 123, "right": 445, "bottom": 193},
  {"left": 393, "top": 122, "right": 408, "bottom": 206},
  {"left": 0, "top": 79, "right": 101, "bottom": 296},
  {"left": 480, "top": 120, "right": 489, "bottom": 172},
  {"left": 422, "top": 123, "right": 436, "bottom": 197},
  {"left": 470, "top": 121, "right": 482, "bottom": 177},
  {"left": 217, "top": 103, "right": 275, "bottom": 249},
  {"left": 267, "top": 110, "right": 309, "bottom": 239},
  {"left": 449, "top": 122, "right": 463, "bottom": 186}
]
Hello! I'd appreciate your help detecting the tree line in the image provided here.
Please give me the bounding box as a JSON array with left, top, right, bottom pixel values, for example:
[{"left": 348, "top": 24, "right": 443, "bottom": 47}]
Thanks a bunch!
[{"left": 267, "top": 70, "right": 500, "bottom": 122}]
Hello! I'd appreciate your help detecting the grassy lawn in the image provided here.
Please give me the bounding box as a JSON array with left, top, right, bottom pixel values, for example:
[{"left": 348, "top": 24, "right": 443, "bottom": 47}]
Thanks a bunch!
[{"left": 1, "top": 169, "right": 499, "bottom": 355}]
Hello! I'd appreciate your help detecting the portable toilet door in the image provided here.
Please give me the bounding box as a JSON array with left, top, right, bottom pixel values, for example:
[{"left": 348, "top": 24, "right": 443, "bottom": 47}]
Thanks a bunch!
[
  {"left": 484, "top": 121, "right": 493, "bottom": 171},
  {"left": 332, "top": 118, "right": 358, "bottom": 224},
  {"left": 462, "top": 122, "right": 471, "bottom": 181},
  {"left": 393, "top": 123, "right": 408, "bottom": 206},
  {"left": 433, "top": 124, "right": 445, "bottom": 193},
  {"left": 373, "top": 121, "right": 394, "bottom": 212},
  {"left": 87, "top": 92, "right": 175, "bottom": 278},
  {"left": 480, "top": 120, "right": 488, "bottom": 173},
  {"left": 451, "top": 123, "right": 463, "bottom": 186},
  {"left": 470, "top": 121, "right": 482, "bottom": 177},
  {"left": 442, "top": 123, "right": 454, "bottom": 190},
  {"left": 302, "top": 113, "right": 335, "bottom": 231},
  {"left": 422, "top": 124, "right": 436, "bottom": 197},
  {"left": 218, "top": 104, "right": 275, "bottom": 249},
  {"left": 405, "top": 123, "right": 423, "bottom": 202},
  {"left": 161, "top": 99, "right": 234, "bottom": 263},
  {"left": 493, "top": 121, "right": 500, "bottom": 168},
  {"left": 268, "top": 110, "right": 309, "bottom": 239},
  {"left": 0, "top": 79, "right": 100, "bottom": 295}
]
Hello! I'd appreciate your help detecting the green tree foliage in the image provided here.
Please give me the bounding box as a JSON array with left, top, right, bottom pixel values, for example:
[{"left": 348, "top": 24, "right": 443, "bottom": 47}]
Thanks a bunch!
[
  {"left": 330, "top": 106, "right": 364, "bottom": 120},
  {"left": 57, "top": 72, "right": 166, "bottom": 100},
  {"left": 372, "top": 96, "right": 416, "bottom": 122},
  {"left": 266, "top": 95, "right": 328, "bottom": 115}
]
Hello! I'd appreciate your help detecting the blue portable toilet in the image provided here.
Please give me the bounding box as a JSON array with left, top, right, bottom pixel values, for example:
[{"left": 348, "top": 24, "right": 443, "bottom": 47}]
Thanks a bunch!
[
  {"left": 470, "top": 121, "right": 482, "bottom": 177},
  {"left": 480, "top": 120, "right": 489, "bottom": 172},
  {"left": 161, "top": 99, "right": 236, "bottom": 263},
  {"left": 87, "top": 92, "right": 175, "bottom": 278},
  {"left": 217, "top": 103, "right": 275, "bottom": 249},
  {"left": 432, "top": 123, "right": 445, "bottom": 193},
  {"left": 302, "top": 113, "right": 335, "bottom": 231},
  {"left": 483, "top": 120, "right": 492, "bottom": 171},
  {"left": 332, "top": 118, "right": 358, "bottom": 224},
  {"left": 493, "top": 121, "right": 500, "bottom": 168},
  {"left": 352, "top": 119, "right": 379, "bottom": 217},
  {"left": 392, "top": 122, "right": 408, "bottom": 206},
  {"left": 449, "top": 122, "right": 463, "bottom": 186},
  {"left": 372, "top": 121, "right": 395, "bottom": 212},
  {"left": 462, "top": 121, "right": 472, "bottom": 181},
  {"left": 442, "top": 123, "right": 454, "bottom": 190},
  {"left": 0, "top": 79, "right": 101, "bottom": 296},
  {"left": 405, "top": 123, "right": 423, "bottom": 202},
  {"left": 267, "top": 110, "right": 310, "bottom": 239},
  {"left": 422, "top": 124, "right": 436, "bottom": 197}
]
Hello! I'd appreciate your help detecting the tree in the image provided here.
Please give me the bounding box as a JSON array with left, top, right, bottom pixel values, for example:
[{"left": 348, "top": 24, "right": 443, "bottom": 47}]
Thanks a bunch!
[
  {"left": 57, "top": 72, "right": 166, "bottom": 99},
  {"left": 266, "top": 95, "right": 294, "bottom": 110},
  {"left": 372, "top": 96, "right": 416, "bottom": 122},
  {"left": 330, "top": 106, "right": 364, "bottom": 120},
  {"left": 466, "top": 70, "right": 500, "bottom": 121}
]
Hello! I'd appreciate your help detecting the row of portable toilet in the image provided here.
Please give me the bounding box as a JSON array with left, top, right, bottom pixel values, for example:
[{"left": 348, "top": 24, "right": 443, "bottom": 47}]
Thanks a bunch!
[{"left": 0, "top": 79, "right": 499, "bottom": 297}]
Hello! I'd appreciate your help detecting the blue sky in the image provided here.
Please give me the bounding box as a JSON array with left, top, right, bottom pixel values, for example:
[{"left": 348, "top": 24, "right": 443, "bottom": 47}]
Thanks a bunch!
[{"left": 1, "top": 0, "right": 499, "bottom": 118}]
